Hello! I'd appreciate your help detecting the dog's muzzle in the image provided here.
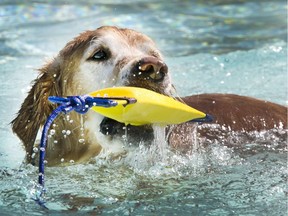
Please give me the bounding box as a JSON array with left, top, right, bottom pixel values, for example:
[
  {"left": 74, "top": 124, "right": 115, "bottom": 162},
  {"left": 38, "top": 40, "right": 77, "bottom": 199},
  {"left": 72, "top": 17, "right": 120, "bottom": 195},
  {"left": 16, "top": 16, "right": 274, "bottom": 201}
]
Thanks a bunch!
[{"left": 99, "top": 56, "right": 169, "bottom": 144}]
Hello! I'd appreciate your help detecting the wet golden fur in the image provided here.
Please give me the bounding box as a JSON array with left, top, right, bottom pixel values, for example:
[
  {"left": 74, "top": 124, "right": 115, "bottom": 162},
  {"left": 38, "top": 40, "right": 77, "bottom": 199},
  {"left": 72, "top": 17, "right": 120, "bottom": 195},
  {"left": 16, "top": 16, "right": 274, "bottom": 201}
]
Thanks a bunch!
[{"left": 12, "top": 26, "right": 287, "bottom": 165}]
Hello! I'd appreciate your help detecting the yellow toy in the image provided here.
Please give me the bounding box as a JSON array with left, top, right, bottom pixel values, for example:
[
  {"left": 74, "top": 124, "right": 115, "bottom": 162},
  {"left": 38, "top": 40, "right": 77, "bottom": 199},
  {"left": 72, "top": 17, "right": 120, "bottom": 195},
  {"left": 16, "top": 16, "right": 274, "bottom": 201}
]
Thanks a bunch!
[{"left": 90, "top": 87, "right": 209, "bottom": 125}]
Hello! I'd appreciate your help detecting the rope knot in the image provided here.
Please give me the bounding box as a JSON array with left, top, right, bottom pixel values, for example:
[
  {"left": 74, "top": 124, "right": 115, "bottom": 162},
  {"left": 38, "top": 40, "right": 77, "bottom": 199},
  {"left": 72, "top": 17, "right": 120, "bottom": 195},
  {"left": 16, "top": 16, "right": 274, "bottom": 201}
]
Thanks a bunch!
[{"left": 67, "top": 95, "right": 92, "bottom": 114}]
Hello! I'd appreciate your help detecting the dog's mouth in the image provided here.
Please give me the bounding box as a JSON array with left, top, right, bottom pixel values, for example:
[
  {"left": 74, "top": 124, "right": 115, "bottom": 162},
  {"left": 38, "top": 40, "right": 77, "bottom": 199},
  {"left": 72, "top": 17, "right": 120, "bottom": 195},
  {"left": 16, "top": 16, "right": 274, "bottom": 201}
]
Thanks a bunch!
[
  {"left": 100, "top": 117, "right": 154, "bottom": 144},
  {"left": 98, "top": 56, "right": 170, "bottom": 144}
]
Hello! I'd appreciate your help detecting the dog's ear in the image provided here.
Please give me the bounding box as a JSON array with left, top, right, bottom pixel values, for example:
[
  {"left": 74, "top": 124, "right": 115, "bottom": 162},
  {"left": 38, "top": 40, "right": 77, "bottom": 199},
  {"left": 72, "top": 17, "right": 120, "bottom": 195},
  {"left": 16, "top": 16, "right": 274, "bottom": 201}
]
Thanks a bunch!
[{"left": 11, "top": 59, "right": 62, "bottom": 162}]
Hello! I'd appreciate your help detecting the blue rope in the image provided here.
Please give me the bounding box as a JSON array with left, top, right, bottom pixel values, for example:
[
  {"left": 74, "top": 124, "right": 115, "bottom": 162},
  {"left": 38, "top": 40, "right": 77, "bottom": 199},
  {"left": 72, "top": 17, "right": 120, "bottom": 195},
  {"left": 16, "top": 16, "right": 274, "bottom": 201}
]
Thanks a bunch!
[{"left": 34, "top": 95, "right": 118, "bottom": 208}]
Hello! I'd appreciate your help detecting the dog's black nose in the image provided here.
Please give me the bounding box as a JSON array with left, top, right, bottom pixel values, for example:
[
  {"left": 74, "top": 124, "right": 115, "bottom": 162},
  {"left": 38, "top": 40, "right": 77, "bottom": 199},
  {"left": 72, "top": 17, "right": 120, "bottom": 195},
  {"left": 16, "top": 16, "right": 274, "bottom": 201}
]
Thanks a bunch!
[{"left": 136, "top": 57, "right": 168, "bottom": 82}]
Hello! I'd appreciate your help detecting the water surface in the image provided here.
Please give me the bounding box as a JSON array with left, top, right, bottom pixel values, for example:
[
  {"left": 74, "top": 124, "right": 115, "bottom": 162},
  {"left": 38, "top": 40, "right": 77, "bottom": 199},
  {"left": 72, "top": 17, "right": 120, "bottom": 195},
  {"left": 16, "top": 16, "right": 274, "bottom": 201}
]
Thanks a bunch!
[{"left": 0, "top": 0, "right": 287, "bottom": 215}]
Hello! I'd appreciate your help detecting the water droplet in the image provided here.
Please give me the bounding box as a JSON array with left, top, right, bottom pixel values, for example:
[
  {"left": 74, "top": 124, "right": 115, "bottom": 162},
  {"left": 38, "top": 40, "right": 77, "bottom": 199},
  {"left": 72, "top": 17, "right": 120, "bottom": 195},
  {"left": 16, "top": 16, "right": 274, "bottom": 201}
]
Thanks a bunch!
[
  {"left": 33, "top": 147, "right": 38, "bottom": 152},
  {"left": 226, "top": 72, "right": 231, "bottom": 77},
  {"left": 53, "top": 74, "right": 57, "bottom": 77},
  {"left": 44, "top": 160, "right": 48, "bottom": 164},
  {"left": 54, "top": 140, "right": 58, "bottom": 144},
  {"left": 93, "top": 102, "right": 97, "bottom": 106},
  {"left": 61, "top": 158, "right": 64, "bottom": 163},
  {"left": 79, "top": 139, "right": 85, "bottom": 143},
  {"left": 50, "top": 129, "right": 55, "bottom": 135},
  {"left": 69, "top": 160, "right": 75, "bottom": 164},
  {"left": 66, "top": 130, "right": 71, "bottom": 135},
  {"left": 62, "top": 130, "right": 66, "bottom": 134},
  {"left": 279, "top": 121, "right": 283, "bottom": 129},
  {"left": 40, "top": 147, "right": 45, "bottom": 152},
  {"left": 69, "top": 120, "right": 74, "bottom": 123}
]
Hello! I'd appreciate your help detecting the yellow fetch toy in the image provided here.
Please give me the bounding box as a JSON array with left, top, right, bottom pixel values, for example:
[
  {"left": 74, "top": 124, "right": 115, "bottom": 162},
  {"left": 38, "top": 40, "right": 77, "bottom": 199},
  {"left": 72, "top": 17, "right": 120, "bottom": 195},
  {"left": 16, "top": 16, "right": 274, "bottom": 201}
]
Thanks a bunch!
[{"left": 89, "top": 87, "right": 209, "bottom": 126}]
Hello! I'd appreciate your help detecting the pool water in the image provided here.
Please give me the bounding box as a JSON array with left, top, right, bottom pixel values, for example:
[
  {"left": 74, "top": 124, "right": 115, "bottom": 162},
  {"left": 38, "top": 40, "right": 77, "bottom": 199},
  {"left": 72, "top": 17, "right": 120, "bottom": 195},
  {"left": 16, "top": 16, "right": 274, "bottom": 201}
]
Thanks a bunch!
[{"left": 0, "top": 0, "right": 287, "bottom": 215}]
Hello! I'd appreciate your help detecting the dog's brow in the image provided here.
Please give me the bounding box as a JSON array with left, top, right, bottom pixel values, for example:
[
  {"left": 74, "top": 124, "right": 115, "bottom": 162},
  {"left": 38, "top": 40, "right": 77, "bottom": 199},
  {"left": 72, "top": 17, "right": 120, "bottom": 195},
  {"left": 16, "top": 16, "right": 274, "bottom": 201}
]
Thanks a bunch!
[
  {"left": 89, "top": 36, "right": 98, "bottom": 46},
  {"left": 89, "top": 38, "right": 105, "bottom": 48},
  {"left": 85, "top": 38, "right": 109, "bottom": 57},
  {"left": 89, "top": 35, "right": 122, "bottom": 51}
]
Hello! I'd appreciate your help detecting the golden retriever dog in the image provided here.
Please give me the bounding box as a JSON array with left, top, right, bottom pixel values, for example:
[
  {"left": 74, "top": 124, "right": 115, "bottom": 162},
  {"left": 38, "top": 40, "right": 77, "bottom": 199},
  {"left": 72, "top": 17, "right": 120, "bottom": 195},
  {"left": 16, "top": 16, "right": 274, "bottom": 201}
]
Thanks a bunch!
[{"left": 11, "top": 26, "right": 287, "bottom": 165}]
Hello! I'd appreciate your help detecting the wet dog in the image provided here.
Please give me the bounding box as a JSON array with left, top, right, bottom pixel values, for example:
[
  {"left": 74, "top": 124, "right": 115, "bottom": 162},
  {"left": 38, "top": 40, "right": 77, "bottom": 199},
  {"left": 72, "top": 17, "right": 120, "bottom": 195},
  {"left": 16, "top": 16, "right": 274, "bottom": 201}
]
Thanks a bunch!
[{"left": 11, "top": 26, "right": 287, "bottom": 165}]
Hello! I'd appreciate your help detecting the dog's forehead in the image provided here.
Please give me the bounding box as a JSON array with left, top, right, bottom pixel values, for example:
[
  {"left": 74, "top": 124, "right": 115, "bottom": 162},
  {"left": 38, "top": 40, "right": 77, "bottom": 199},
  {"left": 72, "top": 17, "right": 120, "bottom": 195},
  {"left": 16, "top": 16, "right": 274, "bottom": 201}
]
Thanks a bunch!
[
  {"left": 88, "top": 27, "right": 157, "bottom": 54},
  {"left": 100, "top": 27, "right": 154, "bottom": 45}
]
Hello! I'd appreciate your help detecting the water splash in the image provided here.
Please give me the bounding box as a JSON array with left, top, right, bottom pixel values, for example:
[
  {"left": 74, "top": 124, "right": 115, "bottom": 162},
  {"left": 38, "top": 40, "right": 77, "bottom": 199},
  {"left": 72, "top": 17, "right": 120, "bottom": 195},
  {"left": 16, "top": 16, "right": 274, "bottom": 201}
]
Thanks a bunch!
[
  {"left": 151, "top": 124, "right": 169, "bottom": 162},
  {"left": 122, "top": 124, "right": 211, "bottom": 177},
  {"left": 123, "top": 124, "right": 168, "bottom": 172}
]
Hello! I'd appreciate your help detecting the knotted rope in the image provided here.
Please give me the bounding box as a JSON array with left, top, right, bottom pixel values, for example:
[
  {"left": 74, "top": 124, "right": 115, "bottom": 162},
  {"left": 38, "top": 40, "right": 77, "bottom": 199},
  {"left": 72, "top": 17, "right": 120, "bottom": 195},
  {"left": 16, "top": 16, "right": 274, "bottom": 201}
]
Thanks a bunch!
[{"left": 34, "top": 95, "right": 118, "bottom": 208}]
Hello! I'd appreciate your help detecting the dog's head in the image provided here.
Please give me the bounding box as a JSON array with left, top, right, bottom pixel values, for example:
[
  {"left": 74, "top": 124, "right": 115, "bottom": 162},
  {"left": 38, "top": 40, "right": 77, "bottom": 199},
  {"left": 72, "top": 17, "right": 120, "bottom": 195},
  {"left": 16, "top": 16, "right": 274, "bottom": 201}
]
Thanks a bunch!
[
  {"left": 63, "top": 26, "right": 173, "bottom": 95},
  {"left": 12, "top": 26, "right": 174, "bottom": 160}
]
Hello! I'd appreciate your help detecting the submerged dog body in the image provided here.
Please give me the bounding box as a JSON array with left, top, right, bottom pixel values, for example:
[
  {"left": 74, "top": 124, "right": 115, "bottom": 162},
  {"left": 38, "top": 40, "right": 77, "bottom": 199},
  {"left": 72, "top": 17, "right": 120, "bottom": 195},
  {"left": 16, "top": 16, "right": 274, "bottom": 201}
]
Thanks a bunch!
[{"left": 11, "top": 26, "right": 287, "bottom": 165}]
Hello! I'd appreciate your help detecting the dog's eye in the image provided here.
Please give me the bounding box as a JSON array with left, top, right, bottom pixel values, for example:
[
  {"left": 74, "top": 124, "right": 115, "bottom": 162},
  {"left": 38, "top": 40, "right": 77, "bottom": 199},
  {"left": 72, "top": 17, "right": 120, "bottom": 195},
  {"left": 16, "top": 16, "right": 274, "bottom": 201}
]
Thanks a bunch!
[{"left": 91, "top": 50, "right": 107, "bottom": 61}]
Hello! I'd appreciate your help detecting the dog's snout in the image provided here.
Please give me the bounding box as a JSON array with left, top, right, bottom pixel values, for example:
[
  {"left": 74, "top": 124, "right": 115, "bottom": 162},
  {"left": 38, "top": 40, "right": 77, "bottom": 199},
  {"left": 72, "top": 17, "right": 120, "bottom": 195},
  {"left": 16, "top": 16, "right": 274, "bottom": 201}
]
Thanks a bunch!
[{"left": 136, "top": 57, "right": 168, "bottom": 82}]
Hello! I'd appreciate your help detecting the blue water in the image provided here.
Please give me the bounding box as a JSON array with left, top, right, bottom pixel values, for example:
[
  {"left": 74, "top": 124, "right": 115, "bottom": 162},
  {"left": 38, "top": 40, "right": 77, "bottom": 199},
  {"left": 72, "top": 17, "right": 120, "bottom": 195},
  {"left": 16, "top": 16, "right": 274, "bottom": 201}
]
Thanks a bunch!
[{"left": 0, "top": 0, "right": 287, "bottom": 215}]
